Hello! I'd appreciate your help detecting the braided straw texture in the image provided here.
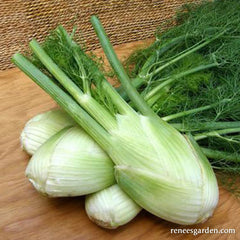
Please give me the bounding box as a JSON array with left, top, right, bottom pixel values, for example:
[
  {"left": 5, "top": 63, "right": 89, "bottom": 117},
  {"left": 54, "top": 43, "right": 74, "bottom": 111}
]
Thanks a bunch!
[{"left": 1, "top": 0, "right": 199, "bottom": 70}]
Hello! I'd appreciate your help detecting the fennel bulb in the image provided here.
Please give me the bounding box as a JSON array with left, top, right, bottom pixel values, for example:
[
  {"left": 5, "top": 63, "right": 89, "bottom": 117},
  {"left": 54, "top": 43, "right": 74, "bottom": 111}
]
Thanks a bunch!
[
  {"left": 21, "top": 109, "right": 75, "bottom": 155},
  {"left": 26, "top": 126, "right": 115, "bottom": 196},
  {"left": 86, "top": 184, "right": 141, "bottom": 229}
]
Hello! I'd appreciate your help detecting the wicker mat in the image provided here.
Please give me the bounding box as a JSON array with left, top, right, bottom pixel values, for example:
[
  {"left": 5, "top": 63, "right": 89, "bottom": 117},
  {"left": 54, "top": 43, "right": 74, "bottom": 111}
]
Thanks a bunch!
[{"left": 0, "top": 0, "right": 199, "bottom": 70}]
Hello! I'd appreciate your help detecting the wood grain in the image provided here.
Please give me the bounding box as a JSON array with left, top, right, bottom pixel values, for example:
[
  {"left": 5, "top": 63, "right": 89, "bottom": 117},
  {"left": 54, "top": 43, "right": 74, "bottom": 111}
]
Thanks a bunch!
[{"left": 0, "top": 41, "right": 239, "bottom": 240}]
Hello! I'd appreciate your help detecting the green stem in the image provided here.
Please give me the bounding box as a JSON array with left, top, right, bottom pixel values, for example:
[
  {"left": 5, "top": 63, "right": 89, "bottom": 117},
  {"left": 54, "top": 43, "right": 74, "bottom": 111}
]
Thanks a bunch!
[
  {"left": 201, "top": 147, "right": 240, "bottom": 162},
  {"left": 144, "top": 62, "right": 218, "bottom": 103},
  {"left": 101, "top": 81, "right": 136, "bottom": 115},
  {"left": 171, "top": 121, "right": 240, "bottom": 132},
  {"left": 117, "top": 76, "right": 144, "bottom": 101},
  {"left": 147, "top": 31, "right": 224, "bottom": 79},
  {"left": 12, "top": 53, "right": 111, "bottom": 150},
  {"left": 139, "top": 35, "right": 186, "bottom": 78},
  {"left": 163, "top": 99, "right": 229, "bottom": 122},
  {"left": 163, "top": 105, "right": 216, "bottom": 122},
  {"left": 30, "top": 39, "right": 117, "bottom": 131},
  {"left": 156, "top": 62, "right": 217, "bottom": 84},
  {"left": 117, "top": 35, "right": 186, "bottom": 99},
  {"left": 91, "top": 15, "right": 156, "bottom": 118},
  {"left": 145, "top": 77, "right": 173, "bottom": 104},
  {"left": 73, "top": 48, "right": 91, "bottom": 94},
  {"left": 30, "top": 39, "right": 84, "bottom": 99},
  {"left": 194, "top": 128, "right": 240, "bottom": 141},
  {"left": 80, "top": 94, "right": 117, "bottom": 130}
]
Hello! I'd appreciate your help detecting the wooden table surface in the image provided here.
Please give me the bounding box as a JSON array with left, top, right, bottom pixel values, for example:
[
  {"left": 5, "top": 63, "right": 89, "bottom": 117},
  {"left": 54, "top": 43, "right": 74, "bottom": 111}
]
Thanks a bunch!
[{"left": 0, "top": 41, "right": 239, "bottom": 240}]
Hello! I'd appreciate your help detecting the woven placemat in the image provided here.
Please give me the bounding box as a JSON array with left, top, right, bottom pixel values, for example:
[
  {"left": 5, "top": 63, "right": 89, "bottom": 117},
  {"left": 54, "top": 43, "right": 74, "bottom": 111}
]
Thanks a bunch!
[{"left": 0, "top": 0, "right": 199, "bottom": 70}]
